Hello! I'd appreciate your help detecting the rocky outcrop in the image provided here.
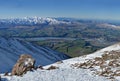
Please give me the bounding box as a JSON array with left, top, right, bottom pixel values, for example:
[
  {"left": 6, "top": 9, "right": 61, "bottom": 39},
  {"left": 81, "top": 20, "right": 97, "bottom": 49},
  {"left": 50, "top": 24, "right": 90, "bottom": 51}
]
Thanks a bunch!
[{"left": 11, "top": 54, "right": 35, "bottom": 76}]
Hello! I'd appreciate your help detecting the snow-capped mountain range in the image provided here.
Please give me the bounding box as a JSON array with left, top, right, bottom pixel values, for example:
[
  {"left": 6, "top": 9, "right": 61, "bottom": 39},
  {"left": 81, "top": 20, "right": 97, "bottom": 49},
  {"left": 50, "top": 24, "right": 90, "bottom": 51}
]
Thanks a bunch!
[
  {"left": 0, "top": 17, "right": 70, "bottom": 25},
  {"left": 0, "top": 37, "right": 70, "bottom": 73},
  {"left": 1, "top": 42, "right": 120, "bottom": 81}
]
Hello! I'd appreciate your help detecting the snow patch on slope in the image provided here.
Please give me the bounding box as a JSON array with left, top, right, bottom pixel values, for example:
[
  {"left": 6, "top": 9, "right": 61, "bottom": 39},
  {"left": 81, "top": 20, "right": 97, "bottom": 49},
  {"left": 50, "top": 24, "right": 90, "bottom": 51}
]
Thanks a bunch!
[{"left": 2, "top": 69, "right": 110, "bottom": 81}]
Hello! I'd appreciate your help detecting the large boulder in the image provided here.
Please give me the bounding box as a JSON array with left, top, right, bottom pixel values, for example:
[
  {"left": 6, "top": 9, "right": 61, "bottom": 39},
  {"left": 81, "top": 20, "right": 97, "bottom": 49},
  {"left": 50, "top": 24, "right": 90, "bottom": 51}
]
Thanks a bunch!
[{"left": 11, "top": 54, "right": 35, "bottom": 76}]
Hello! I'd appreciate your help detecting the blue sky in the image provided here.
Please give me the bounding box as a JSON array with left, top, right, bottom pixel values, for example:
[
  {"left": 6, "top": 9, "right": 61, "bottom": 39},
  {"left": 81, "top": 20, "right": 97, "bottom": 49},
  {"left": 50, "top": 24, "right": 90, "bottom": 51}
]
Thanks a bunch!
[{"left": 0, "top": 0, "right": 120, "bottom": 20}]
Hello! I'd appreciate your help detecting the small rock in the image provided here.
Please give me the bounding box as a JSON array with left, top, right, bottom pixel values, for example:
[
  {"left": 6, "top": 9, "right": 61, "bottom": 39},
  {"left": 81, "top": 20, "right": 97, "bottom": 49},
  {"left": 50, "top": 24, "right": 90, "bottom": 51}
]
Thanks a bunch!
[{"left": 47, "top": 66, "right": 59, "bottom": 70}]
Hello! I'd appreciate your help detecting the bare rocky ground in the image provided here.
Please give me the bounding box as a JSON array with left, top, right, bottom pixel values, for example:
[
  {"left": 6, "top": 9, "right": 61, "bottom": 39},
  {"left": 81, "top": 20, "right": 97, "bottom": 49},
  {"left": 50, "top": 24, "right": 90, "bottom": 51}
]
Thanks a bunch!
[{"left": 71, "top": 50, "right": 120, "bottom": 80}]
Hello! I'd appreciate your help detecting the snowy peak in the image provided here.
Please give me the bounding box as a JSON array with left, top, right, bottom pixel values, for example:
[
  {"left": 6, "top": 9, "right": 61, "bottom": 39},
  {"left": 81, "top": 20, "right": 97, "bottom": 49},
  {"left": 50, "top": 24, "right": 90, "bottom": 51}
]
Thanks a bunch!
[
  {"left": 97, "top": 23, "right": 120, "bottom": 29},
  {"left": 0, "top": 17, "right": 70, "bottom": 25}
]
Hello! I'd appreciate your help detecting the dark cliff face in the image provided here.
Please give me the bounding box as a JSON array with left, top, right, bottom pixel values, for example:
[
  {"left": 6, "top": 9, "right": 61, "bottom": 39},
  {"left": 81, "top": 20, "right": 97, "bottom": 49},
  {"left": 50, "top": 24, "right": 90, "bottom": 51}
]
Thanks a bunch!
[{"left": 0, "top": 37, "right": 70, "bottom": 73}]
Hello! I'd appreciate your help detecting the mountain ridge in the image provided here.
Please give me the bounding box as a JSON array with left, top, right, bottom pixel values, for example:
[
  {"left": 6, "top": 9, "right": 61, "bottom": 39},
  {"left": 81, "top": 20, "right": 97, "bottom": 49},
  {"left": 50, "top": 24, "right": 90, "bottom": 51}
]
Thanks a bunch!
[{"left": 0, "top": 17, "right": 70, "bottom": 26}]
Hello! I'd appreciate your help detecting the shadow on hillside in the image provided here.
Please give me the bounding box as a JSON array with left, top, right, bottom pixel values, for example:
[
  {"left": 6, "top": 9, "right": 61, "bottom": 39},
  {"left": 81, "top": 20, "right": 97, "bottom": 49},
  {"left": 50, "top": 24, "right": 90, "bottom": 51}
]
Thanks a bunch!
[{"left": 1, "top": 78, "right": 8, "bottom": 81}]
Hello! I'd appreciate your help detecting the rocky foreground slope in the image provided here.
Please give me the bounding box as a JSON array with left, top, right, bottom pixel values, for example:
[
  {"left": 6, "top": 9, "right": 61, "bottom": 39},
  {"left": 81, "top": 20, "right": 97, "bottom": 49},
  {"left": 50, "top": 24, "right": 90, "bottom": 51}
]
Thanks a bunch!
[
  {"left": 0, "top": 37, "right": 70, "bottom": 73},
  {"left": 1, "top": 42, "right": 120, "bottom": 81}
]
